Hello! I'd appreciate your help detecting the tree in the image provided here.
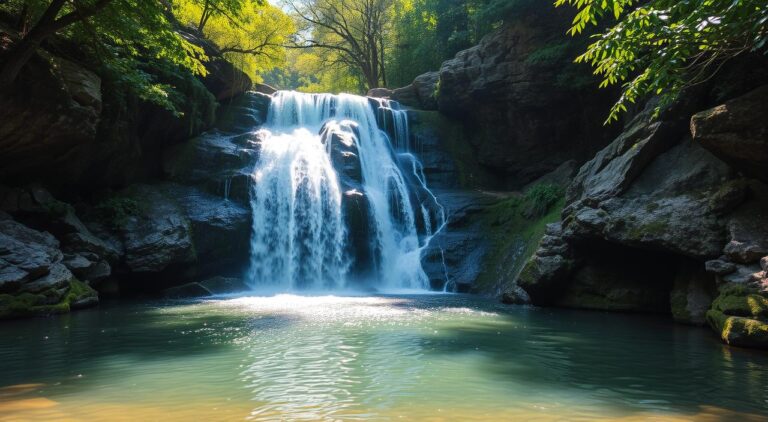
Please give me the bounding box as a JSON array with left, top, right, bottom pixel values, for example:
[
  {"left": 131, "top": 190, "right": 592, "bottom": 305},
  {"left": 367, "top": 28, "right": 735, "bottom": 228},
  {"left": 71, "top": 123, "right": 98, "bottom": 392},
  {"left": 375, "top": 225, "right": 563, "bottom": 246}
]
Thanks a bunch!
[
  {"left": 0, "top": 0, "right": 208, "bottom": 105},
  {"left": 286, "top": 0, "right": 395, "bottom": 90},
  {"left": 556, "top": 0, "right": 768, "bottom": 123},
  {"left": 0, "top": 0, "right": 112, "bottom": 86},
  {"left": 180, "top": 0, "right": 244, "bottom": 33},
  {"left": 175, "top": 0, "right": 294, "bottom": 81}
]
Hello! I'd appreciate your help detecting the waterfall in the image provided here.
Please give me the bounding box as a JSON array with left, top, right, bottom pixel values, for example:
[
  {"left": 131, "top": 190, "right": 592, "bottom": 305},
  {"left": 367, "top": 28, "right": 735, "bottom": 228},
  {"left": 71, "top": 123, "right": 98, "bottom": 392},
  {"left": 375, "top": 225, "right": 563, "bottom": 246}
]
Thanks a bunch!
[{"left": 247, "top": 91, "right": 444, "bottom": 291}]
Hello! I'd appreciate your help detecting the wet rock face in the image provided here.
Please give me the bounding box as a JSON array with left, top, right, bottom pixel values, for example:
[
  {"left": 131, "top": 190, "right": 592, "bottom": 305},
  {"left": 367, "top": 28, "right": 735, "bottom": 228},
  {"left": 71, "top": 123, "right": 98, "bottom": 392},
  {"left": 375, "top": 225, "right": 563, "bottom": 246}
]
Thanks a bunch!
[{"left": 421, "top": 191, "right": 500, "bottom": 291}]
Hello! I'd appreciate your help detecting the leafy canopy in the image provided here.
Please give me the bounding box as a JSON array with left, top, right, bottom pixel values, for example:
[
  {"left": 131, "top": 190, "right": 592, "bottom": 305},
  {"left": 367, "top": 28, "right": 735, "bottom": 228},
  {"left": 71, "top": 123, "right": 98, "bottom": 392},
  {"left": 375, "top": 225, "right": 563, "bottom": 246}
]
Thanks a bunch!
[
  {"left": 174, "top": 0, "right": 295, "bottom": 82},
  {"left": 1, "top": 0, "right": 209, "bottom": 111},
  {"left": 556, "top": 0, "right": 768, "bottom": 123}
]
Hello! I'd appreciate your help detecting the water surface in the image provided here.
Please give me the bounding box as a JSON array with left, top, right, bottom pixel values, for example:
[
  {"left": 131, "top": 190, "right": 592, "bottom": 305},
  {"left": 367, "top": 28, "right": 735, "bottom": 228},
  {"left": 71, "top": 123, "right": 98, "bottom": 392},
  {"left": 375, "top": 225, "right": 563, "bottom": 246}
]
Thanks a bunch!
[{"left": 1, "top": 294, "right": 766, "bottom": 421}]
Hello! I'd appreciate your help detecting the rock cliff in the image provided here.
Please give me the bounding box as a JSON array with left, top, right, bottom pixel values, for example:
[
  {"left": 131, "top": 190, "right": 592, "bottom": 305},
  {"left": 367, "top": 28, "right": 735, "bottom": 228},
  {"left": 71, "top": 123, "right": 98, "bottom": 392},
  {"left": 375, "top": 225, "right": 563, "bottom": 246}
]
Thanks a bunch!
[
  {"left": 385, "top": 5, "right": 620, "bottom": 189},
  {"left": 516, "top": 67, "right": 768, "bottom": 348}
]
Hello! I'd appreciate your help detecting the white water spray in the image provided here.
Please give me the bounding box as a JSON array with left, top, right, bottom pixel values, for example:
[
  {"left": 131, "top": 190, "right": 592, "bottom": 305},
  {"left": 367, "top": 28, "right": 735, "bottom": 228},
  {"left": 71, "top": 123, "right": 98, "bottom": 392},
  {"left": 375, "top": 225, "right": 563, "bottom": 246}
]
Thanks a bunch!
[{"left": 248, "top": 91, "right": 444, "bottom": 291}]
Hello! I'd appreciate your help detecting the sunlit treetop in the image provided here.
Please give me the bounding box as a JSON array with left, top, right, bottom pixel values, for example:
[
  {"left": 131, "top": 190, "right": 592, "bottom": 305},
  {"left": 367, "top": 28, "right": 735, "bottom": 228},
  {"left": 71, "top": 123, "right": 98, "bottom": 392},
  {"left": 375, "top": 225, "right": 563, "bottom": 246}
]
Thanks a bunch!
[{"left": 174, "top": 0, "right": 295, "bottom": 82}]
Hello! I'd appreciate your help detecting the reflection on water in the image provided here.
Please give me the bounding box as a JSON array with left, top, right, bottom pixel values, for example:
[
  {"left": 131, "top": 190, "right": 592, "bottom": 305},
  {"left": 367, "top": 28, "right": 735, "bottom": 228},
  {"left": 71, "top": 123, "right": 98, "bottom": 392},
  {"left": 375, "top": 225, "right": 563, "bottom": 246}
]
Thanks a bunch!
[{"left": 0, "top": 294, "right": 767, "bottom": 421}]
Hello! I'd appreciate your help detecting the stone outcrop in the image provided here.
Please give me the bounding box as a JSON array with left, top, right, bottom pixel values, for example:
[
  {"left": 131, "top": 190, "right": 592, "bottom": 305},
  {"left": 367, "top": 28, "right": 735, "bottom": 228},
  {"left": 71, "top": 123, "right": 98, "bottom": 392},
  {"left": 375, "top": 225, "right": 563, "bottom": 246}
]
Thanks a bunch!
[
  {"left": 395, "top": 6, "right": 619, "bottom": 189},
  {"left": 0, "top": 86, "right": 268, "bottom": 310},
  {"left": 1, "top": 186, "right": 118, "bottom": 285},
  {"left": 516, "top": 81, "right": 768, "bottom": 348},
  {"left": 0, "top": 23, "right": 252, "bottom": 193},
  {"left": 692, "top": 85, "right": 768, "bottom": 183},
  {"left": 0, "top": 216, "right": 98, "bottom": 319}
]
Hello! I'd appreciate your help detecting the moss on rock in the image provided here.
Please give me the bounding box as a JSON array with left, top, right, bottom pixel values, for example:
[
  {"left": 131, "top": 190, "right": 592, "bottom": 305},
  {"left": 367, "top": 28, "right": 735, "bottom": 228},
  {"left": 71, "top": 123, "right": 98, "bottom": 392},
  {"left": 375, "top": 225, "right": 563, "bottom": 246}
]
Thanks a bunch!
[
  {"left": 0, "top": 279, "right": 98, "bottom": 320},
  {"left": 474, "top": 184, "right": 565, "bottom": 294},
  {"left": 706, "top": 284, "right": 768, "bottom": 348}
]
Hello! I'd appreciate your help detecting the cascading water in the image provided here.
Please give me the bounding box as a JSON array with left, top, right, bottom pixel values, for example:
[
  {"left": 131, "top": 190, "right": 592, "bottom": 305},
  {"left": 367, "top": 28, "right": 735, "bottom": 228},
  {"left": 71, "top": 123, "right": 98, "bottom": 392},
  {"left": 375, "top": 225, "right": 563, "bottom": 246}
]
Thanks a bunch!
[{"left": 248, "top": 91, "right": 444, "bottom": 291}]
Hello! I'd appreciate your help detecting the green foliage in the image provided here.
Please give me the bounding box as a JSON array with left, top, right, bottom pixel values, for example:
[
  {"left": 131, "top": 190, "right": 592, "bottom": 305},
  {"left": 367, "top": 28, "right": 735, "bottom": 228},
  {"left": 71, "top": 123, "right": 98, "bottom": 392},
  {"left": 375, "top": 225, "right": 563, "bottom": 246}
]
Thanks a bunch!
[
  {"left": 525, "top": 41, "right": 572, "bottom": 66},
  {"left": 95, "top": 197, "right": 140, "bottom": 228},
  {"left": 555, "top": 0, "right": 768, "bottom": 123},
  {"left": 0, "top": 279, "right": 96, "bottom": 319},
  {"left": 0, "top": 0, "right": 209, "bottom": 111},
  {"left": 387, "top": 0, "right": 540, "bottom": 87},
  {"left": 174, "top": 0, "right": 294, "bottom": 82},
  {"left": 522, "top": 184, "right": 564, "bottom": 219}
]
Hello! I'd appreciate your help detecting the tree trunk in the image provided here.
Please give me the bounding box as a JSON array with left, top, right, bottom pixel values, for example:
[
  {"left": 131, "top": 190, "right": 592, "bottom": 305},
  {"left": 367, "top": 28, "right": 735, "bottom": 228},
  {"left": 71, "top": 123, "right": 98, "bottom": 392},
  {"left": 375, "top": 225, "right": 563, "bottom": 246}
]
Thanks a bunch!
[
  {"left": 0, "top": 0, "right": 67, "bottom": 88},
  {"left": 198, "top": 0, "right": 211, "bottom": 33},
  {"left": 0, "top": 37, "right": 45, "bottom": 87}
]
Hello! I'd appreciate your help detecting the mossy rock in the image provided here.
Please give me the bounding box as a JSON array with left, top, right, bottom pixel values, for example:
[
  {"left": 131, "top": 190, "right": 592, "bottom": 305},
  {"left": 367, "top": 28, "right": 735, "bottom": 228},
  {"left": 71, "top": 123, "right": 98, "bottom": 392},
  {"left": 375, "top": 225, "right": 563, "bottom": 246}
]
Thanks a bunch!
[
  {"left": 706, "top": 285, "right": 768, "bottom": 348},
  {"left": 711, "top": 290, "right": 768, "bottom": 319},
  {"left": 0, "top": 279, "right": 98, "bottom": 319},
  {"left": 706, "top": 309, "right": 768, "bottom": 349}
]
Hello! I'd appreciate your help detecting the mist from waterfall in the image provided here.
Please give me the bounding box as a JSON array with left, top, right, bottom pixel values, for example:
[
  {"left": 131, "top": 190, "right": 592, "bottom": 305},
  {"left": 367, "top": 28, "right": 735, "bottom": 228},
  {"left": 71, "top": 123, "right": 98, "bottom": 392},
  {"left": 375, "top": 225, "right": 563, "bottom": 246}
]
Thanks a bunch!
[{"left": 247, "top": 91, "right": 444, "bottom": 291}]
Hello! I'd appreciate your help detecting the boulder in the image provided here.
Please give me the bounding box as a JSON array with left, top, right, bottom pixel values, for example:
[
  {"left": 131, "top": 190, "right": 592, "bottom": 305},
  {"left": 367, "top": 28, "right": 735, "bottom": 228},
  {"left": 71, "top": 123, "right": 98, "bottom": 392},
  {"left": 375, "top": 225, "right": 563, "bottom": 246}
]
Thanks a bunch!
[
  {"left": 367, "top": 88, "right": 393, "bottom": 98},
  {"left": 722, "top": 198, "right": 768, "bottom": 264},
  {"left": 390, "top": 72, "right": 439, "bottom": 110},
  {"left": 253, "top": 83, "right": 277, "bottom": 95},
  {"left": 391, "top": 85, "right": 420, "bottom": 108},
  {"left": 320, "top": 121, "right": 363, "bottom": 187},
  {"left": 707, "top": 284, "right": 768, "bottom": 349},
  {"left": 0, "top": 219, "right": 63, "bottom": 292},
  {"left": 0, "top": 219, "right": 98, "bottom": 319},
  {"left": 692, "top": 85, "right": 768, "bottom": 183},
  {"left": 705, "top": 259, "right": 737, "bottom": 275},
  {"left": 500, "top": 284, "right": 531, "bottom": 305},
  {"left": 119, "top": 186, "right": 196, "bottom": 273}
]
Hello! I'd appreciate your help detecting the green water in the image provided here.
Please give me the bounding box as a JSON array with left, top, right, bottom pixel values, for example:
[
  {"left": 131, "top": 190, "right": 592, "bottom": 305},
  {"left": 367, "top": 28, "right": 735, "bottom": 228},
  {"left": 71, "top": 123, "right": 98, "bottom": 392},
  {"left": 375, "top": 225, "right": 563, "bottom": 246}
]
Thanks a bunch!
[{"left": 0, "top": 294, "right": 766, "bottom": 421}]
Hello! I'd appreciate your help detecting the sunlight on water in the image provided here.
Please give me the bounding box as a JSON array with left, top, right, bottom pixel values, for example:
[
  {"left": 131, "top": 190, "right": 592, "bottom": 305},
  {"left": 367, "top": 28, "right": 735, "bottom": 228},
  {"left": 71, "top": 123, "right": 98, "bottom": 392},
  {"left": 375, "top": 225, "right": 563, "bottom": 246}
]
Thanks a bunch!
[{"left": 1, "top": 294, "right": 767, "bottom": 421}]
